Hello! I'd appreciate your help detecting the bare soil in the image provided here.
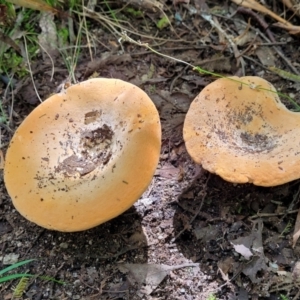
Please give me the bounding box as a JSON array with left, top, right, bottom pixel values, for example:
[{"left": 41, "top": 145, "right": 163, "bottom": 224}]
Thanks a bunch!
[{"left": 1, "top": 1, "right": 300, "bottom": 299}]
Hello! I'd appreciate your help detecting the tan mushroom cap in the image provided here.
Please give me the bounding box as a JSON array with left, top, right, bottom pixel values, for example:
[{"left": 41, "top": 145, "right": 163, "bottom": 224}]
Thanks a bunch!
[
  {"left": 183, "top": 76, "right": 300, "bottom": 187},
  {"left": 4, "top": 78, "right": 161, "bottom": 231}
]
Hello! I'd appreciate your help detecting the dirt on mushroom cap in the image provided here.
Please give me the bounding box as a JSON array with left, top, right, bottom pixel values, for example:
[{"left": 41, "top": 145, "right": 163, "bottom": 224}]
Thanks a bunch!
[
  {"left": 183, "top": 76, "right": 300, "bottom": 187},
  {"left": 4, "top": 78, "right": 161, "bottom": 232}
]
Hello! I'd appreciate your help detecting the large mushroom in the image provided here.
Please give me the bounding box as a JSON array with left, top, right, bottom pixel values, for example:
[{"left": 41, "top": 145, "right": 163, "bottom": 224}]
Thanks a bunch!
[
  {"left": 183, "top": 76, "right": 300, "bottom": 187},
  {"left": 4, "top": 78, "right": 161, "bottom": 232}
]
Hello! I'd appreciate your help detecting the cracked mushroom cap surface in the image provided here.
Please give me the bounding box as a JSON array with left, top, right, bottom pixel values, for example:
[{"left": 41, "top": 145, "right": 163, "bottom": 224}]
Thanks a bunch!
[
  {"left": 183, "top": 76, "right": 300, "bottom": 187},
  {"left": 4, "top": 78, "right": 161, "bottom": 232}
]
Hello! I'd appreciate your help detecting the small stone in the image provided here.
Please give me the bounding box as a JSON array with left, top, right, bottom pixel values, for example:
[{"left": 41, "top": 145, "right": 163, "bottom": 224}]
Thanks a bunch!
[
  {"left": 59, "top": 242, "right": 68, "bottom": 249},
  {"left": 3, "top": 253, "right": 19, "bottom": 265}
]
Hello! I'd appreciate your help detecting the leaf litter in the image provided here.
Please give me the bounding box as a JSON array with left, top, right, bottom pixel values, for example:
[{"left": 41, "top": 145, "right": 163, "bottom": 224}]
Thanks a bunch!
[
  {"left": 118, "top": 263, "right": 199, "bottom": 295},
  {"left": 1, "top": 0, "right": 300, "bottom": 299}
]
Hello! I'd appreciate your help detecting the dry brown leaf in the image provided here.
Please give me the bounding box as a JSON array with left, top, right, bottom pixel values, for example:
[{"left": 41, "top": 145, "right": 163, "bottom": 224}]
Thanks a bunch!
[
  {"left": 231, "top": 219, "right": 264, "bottom": 260},
  {"left": 242, "top": 256, "right": 267, "bottom": 283},
  {"left": 155, "top": 163, "right": 179, "bottom": 179},
  {"left": 292, "top": 208, "right": 300, "bottom": 247},
  {"left": 118, "top": 263, "right": 199, "bottom": 295},
  {"left": 0, "top": 30, "right": 21, "bottom": 54},
  {"left": 6, "top": 0, "right": 58, "bottom": 14},
  {"left": 218, "top": 257, "right": 235, "bottom": 275}
]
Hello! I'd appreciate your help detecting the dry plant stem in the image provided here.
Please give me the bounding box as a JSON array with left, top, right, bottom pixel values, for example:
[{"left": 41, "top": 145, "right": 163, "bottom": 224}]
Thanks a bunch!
[
  {"left": 81, "top": 0, "right": 93, "bottom": 61},
  {"left": 237, "top": 18, "right": 300, "bottom": 75},
  {"left": 23, "top": 37, "right": 42, "bottom": 103},
  {"left": 68, "top": 9, "right": 76, "bottom": 44},
  {"left": 249, "top": 209, "right": 298, "bottom": 220},
  {"left": 235, "top": 33, "right": 258, "bottom": 58},
  {"left": 243, "top": 54, "right": 265, "bottom": 68},
  {"left": 120, "top": 32, "right": 194, "bottom": 68},
  {"left": 234, "top": 8, "right": 300, "bottom": 74},
  {"left": 280, "top": 183, "right": 300, "bottom": 221},
  {"left": 37, "top": 41, "right": 55, "bottom": 81},
  {"left": 121, "top": 32, "right": 300, "bottom": 110},
  {"left": 8, "top": 89, "right": 14, "bottom": 126},
  {"left": 282, "top": 0, "right": 300, "bottom": 18},
  {"left": 170, "top": 65, "right": 189, "bottom": 92},
  {"left": 230, "top": 0, "right": 294, "bottom": 26},
  {"left": 216, "top": 14, "right": 300, "bottom": 75},
  {"left": 294, "top": 290, "right": 300, "bottom": 300},
  {"left": 69, "top": 15, "right": 85, "bottom": 83},
  {"left": 200, "top": 13, "right": 246, "bottom": 75},
  {"left": 234, "top": 7, "right": 276, "bottom": 43},
  {"left": 80, "top": 7, "right": 193, "bottom": 44},
  {"left": 2, "top": 74, "right": 15, "bottom": 95}
]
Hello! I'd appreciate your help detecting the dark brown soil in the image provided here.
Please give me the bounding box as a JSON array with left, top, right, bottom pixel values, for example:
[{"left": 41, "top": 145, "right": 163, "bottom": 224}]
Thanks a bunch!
[{"left": 1, "top": 1, "right": 300, "bottom": 299}]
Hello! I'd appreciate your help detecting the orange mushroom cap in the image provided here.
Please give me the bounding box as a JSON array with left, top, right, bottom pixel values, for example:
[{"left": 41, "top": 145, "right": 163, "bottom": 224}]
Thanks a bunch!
[
  {"left": 4, "top": 78, "right": 161, "bottom": 232},
  {"left": 183, "top": 76, "right": 300, "bottom": 187}
]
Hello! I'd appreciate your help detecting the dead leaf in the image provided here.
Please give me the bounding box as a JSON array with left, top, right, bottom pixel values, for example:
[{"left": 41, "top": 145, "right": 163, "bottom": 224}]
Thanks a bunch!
[
  {"left": 6, "top": 0, "right": 58, "bottom": 14},
  {"left": 173, "top": 0, "right": 190, "bottom": 4},
  {"left": 194, "top": 225, "right": 221, "bottom": 242},
  {"left": 292, "top": 208, "right": 300, "bottom": 247},
  {"left": 255, "top": 46, "right": 276, "bottom": 66},
  {"left": 118, "top": 263, "right": 198, "bottom": 295},
  {"left": 83, "top": 53, "right": 132, "bottom": 79},
  {"left": 232, "top": 243, "right": 253, "bottom": 260},
  {"left": 231, "top": 219, "right": 264, "bottom": 259},
  {"left": 108, "top": 281, "right": 129, "bottom": 298},
  {"left": 155, "top": 163, "right": 179, "bottom": 179},
  {"left": 242, "top": 256, "right": 267, "bottom": 283},
  {"left": 0, "top": 30, "right": 21, "bottom": 54},
  {"left": 125, "top": 0, "right": 164, "bottom": 12},
  {"left": 218, "top": 256, "right": 234, "bottom": 275},
  {"left": 195, "top": 55, "right": 232, "bottom": 72},
  {"left": 292, "top": 261, "right": 300, "bottom": 284},
  {"left": 0, "top": 4, "right": 15, "bottom": 26}
]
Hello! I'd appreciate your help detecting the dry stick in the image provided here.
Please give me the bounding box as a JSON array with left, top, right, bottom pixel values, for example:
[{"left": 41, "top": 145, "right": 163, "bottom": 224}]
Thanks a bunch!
[
  {"left": 80, "top": 7, "right": 191, "bottom": 45},
  {"left": 234, "top": 7, "right": 277, "bottom": 43},
  {"left": 249, "top": 209, "right": 298, "bottom": 220},
  {"left": 213, "top": 9, "right": 300, "bottom": 76},
  {"left": 233, "top": 7, "right": 300, "bottom": 75},
  {"left": 120, "top": 32, "right": 300, "bottom": 111},
  {"left": 200, "top": 12, "right": 246, "bottom": 75}
]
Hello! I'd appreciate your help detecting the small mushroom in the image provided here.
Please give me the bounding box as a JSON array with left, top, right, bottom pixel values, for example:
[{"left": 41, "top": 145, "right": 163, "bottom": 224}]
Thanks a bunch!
[
  {"left": 183, "top": 76, "right": 300, "bottom": 187},
  {"left": 4, "top": 78, "right": 161, "bottom": 231}
]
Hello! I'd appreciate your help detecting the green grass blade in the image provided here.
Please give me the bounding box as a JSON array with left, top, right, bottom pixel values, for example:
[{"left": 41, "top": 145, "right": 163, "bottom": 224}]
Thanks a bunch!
[
  {"left": 0, "top": 259, "right": 35, "bottom": 276},
  {"left": 38, "top": 276, "right": 65, "bottom": 284},
  {"left": 0, "top": 273, "right": 33, "bottom": 283}
]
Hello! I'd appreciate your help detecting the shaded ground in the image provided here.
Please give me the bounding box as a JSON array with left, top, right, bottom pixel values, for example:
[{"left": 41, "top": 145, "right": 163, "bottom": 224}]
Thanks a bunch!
[{"left": 1, "top": 0, "right": 300, "bottom": 299}]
